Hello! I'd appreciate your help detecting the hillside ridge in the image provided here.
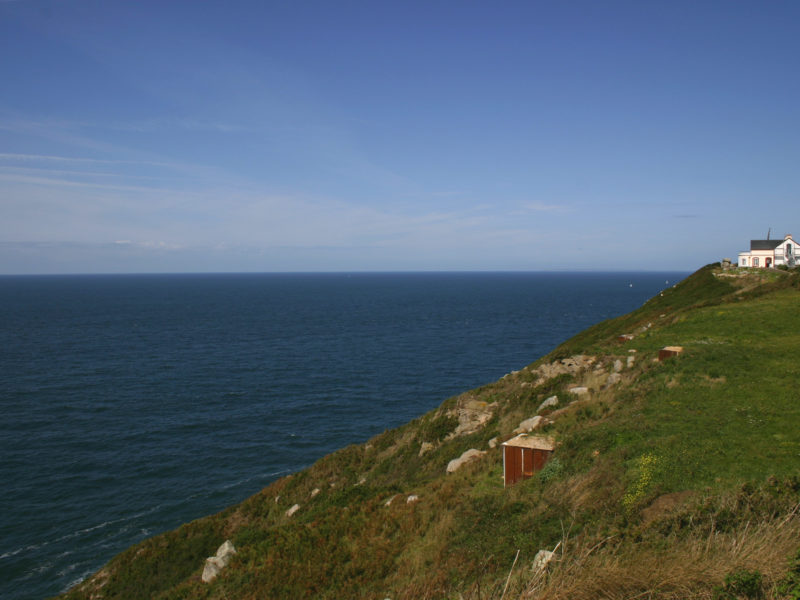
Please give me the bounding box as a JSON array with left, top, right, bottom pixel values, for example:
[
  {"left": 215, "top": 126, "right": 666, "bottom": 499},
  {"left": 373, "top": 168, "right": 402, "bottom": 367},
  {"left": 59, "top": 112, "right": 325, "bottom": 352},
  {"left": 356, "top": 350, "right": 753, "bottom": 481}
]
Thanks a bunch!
[{"left": 61, "top": 264, "right": 800, "bottom": 599}]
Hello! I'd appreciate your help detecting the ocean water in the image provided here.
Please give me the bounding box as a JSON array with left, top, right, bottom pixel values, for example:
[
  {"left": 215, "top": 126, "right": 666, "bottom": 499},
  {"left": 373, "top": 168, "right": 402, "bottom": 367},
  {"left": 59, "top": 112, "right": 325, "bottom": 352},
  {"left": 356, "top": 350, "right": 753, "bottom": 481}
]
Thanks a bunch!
[{"left": 0, "top": 271, "right": 686, "bottom": 599}]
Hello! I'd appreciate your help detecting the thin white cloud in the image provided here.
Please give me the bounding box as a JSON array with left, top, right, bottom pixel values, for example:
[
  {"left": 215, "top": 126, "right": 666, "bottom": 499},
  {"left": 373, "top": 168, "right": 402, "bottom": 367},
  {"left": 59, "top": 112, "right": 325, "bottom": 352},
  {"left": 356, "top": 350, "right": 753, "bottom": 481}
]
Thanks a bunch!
[
  {"left": 523, "top": 201, "right": 570, "bottom": 213},
  {"left": 0, "top": 152, "right": 178, "bottom": 168}
]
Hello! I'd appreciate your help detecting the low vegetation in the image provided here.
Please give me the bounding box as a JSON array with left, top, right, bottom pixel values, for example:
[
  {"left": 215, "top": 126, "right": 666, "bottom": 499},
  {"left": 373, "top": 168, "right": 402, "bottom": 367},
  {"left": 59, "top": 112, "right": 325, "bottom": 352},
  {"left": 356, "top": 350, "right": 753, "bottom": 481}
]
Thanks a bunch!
[{"left": 60, "top": 265, "right": 800, "bottom": 599}]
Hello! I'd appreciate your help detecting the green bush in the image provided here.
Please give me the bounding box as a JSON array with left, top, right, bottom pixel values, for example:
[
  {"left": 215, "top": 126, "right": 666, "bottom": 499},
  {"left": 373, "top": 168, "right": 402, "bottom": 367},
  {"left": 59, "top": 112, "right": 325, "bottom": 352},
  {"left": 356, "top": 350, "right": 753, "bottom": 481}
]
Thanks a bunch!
[
  {"left": 713, "top": 568, "right": 764, "bottom": 599},
  {"left": 538, "top": 457, "right": 563, "bottom": 484},
  {"left": 778, "top": 547, "right": 800, "bottom": 599}
]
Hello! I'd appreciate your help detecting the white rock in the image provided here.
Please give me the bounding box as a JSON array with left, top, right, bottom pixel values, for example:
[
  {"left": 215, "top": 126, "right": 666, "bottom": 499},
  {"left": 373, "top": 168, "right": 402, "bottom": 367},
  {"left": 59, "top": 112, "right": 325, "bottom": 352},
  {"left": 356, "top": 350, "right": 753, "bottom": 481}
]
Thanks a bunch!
[
  {"left": 538, "top": 395, "right": 559, "bottom": 412},
  {"left": 202, "top": 540, "right": 237, "bottom": 583},
  {"left": 607, "top": 372, "right": 621, "bottom": 385},
  {"left": 613, "top": 359, "right": 623, "bottom": 372},
  {"left": 627, "top": 355, "right": 635, "bottom": 368},
  {"left": 568, "top": 386, "right": 589, "bottom": 396},
  {"left": 384, "top": 494, "right": 398, "bottom": 506},
  {"left": 514, "top": 416, "right": 546, "bottom": 434},
  {"left": 406, "top": 494, "right": 419, "bottom": 504},
  {"left": 310, "top": 488, "right": 320, "bottom": 498},
  {"left": 532, "top": 549, "right": 554, "bottom": 573},
  {"left": 488, "top": 436, "right": 498, "bottom": 449},
  {"left": 446, "top": 448, "right": 486, "bottom": 473},
  {"left": 285, "top": 504, "right": 300, "bottom": 517}
]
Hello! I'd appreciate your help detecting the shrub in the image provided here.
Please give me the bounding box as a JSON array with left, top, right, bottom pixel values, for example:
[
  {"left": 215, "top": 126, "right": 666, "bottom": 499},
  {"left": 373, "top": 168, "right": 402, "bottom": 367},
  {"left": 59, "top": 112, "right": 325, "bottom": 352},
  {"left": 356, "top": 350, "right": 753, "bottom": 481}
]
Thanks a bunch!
[
  {"left": 538, "top": 457, "right": 563, "bottom": 484},
  {"left": 713, "top": 568, "right": 764, "bottom": 599}
]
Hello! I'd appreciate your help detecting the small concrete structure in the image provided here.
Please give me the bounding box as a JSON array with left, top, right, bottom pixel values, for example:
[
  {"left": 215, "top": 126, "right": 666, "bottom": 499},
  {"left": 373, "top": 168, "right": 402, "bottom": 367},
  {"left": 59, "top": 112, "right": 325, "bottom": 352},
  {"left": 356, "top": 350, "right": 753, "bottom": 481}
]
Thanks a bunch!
[
  {"left": 502, "top": 434, "right": 556, "bottom": 487},
  {"left": 658, "top": 346, "right": 684, "bottom": 361}
]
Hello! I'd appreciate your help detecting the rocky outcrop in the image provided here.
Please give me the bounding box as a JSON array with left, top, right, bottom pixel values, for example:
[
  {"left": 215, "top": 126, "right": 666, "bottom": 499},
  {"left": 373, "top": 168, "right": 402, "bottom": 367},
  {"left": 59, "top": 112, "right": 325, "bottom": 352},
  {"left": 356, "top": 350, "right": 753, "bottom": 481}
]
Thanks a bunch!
[
  {"left": 513, "top": 415, "right": 549, "bottom": 434},
  {"left": 202, "top": 540, "right": 237, "bottom": 583},
  {"left": 447, "top": 398, "right": 497, "bottom": 438},
  {"left": 530, "top": 355, "right": 596, "bottom": 386},
  {"left": 446, "top": 449, "right": 486, "bottom": 473}
]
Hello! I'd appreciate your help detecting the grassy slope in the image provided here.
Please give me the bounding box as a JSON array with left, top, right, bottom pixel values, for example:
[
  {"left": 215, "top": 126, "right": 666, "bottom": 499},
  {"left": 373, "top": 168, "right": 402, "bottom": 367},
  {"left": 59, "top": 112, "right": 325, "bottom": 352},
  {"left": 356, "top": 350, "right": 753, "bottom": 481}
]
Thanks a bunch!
[{"left": 61, "top": 265, "right": 800, "bottom": 600}]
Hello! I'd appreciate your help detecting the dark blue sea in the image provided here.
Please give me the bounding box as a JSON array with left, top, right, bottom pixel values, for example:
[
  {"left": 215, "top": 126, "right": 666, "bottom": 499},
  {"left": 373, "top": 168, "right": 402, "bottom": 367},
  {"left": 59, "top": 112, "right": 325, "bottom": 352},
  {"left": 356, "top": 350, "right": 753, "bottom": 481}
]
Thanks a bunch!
[{"left": 0, "top": 271, "right": 686, "bottom": 599}]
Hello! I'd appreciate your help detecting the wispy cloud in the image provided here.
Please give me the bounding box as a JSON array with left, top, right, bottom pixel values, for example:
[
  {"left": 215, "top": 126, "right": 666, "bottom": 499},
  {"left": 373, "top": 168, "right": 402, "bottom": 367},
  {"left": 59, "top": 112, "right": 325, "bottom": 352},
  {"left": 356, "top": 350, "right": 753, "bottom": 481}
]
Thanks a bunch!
[
  {"left": 522, "top": 201, "right": 570, "bottom": 213},
  {"left": 0, "top": 152, "right": 178, "bottom": 168}
]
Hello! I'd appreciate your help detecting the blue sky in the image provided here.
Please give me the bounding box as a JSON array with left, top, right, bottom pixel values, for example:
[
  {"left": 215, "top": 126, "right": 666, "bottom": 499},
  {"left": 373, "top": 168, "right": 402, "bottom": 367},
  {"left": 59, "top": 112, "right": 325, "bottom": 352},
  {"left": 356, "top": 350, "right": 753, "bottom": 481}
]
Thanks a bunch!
[{"left": 1, "top": 0, "right": 799, "bottom": 273}]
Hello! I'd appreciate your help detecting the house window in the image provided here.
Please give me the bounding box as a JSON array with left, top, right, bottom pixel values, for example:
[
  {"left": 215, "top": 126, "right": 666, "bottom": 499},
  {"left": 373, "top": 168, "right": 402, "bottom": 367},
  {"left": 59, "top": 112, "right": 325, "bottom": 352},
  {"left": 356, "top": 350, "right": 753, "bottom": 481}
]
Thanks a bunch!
[
  {"left": 741, "top": 258, "right": 747, "bottom": 266},
  {"left": 788, "top": 245, "right": 793, "bottom": 258},
  {"left": 753, "top": 257, "right": 760, "bottom": 267}
]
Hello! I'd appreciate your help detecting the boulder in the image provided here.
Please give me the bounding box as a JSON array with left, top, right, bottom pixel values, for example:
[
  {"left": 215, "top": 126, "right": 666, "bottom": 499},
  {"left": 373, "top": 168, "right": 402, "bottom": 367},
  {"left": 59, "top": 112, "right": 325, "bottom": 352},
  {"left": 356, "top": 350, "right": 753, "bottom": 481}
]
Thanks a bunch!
[
  {"left": 488, "top": 436, "right": 499, "bottom": 449},
  {"left": 285, "top": 504, "right": 300, "bottom": 517},
  {"left": 613, "top": 359, "right": 623, "bottom": 372},
  {"left": 531, "top": 549, "right": 554, "bottom": 573},
  {"left": 202, "top": 540, "right": 237, "bottom": 583},
  {"left": 446, "top": 448, "right": 486, "bottom": 473},
  {"left": 406, "top": 494, "right": 419, "bottom": 504},
  {"left": 514, "top": 416, "right": 547, "bottom": 434},
  {"left": 607, "top": 372, "right": 621, "bottom": 386},
  {"left": 537, "top": 395, "right": 559, "bottom": 412},
  {"left": 568, "top": 386, "right": 589, "bottom": 396}
]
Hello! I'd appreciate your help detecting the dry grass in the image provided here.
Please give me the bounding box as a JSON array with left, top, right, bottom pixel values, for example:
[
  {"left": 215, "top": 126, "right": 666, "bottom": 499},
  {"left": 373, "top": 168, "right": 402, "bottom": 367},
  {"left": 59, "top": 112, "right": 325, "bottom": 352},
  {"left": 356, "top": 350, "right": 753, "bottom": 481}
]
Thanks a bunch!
[{"left": 516, "top": 505, "right": 800, "bottom": 600}]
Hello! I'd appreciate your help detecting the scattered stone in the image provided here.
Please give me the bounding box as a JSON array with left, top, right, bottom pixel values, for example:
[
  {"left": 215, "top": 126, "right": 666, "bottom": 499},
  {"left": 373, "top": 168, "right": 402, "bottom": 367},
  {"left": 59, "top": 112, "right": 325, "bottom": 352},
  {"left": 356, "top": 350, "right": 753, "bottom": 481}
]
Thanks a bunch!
[
  {"left": 613, "top": 359, "right": 623, "bottom": 372},
  {"left": 538, "top": 395, "right": 559, "bottom": 412},
  {"left": 406, "top": 495, "right": 419, "bottom": 504},
  {"left": 531, "top": 549, "right": 555, "bottom": 573},
  {"left": 274, "top": 495, "right": 280, "bottom": 503},
  {"left": 310, "top": 488, "right": 320, "bottom": 498},
  {"left": 355, "top": 476, "right": 367, "bottom": 486},
  {"left": 607, "top": 372, "right": 621, "bottom": 386},
  {"left": 568, "top": 386, "right": 589, "bottom": 396},
  {"left": 628, "top": 349, "right": 637, "bottom": 353},
  {"left": 384, "top": 494, "right": 398, "bottom": 506},
  {"left": 627, "top": 355, "right": 635, "bottom": 368},
  {"left": 618, "top": 334, "right": 635, "bottom": 341},
  {"left": 446, "top": 448, "right": 486, "bottom": 473},
  {"left": 513, "top": 415, "right": 547, "bottom": 434},
  {"left": 488, "top": 436, "right": 499, "bottom": 449},
  {"left": 202, "top": 540, "right": 237, "bottom": 583},
  {"left": 418, "top": 441, "right": 435, "bottom": 457},
  {"left": 285, "top": 504, "right": 300, "bottom": 517}
]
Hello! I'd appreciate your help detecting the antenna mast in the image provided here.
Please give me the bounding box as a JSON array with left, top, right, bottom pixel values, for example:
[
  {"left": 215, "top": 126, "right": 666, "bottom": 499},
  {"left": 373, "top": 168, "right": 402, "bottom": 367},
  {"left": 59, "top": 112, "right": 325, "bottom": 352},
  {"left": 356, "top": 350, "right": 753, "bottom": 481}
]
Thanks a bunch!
[{"left": 767, "top": 228, "right": 771, "bottom": 240}]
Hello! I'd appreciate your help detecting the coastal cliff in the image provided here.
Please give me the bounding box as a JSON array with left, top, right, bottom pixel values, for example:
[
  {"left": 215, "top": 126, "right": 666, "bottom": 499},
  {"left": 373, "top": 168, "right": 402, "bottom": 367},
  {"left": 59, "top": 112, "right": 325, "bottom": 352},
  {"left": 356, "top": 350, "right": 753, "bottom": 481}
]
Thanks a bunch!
[{"left": 60, "top": 265, "right": 800, "bottom": 599}]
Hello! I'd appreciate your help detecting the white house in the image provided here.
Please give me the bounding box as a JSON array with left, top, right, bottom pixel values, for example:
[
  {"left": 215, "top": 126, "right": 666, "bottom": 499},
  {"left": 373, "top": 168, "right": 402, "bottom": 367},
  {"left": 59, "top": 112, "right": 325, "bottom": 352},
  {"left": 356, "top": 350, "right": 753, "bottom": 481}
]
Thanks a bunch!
[{"left": 738, "top": 234, "right": 800, "bottom": 268}]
